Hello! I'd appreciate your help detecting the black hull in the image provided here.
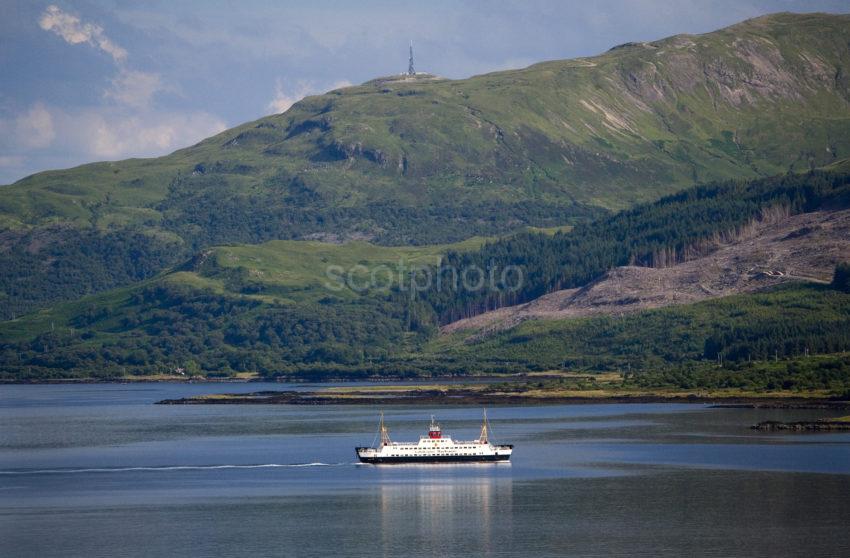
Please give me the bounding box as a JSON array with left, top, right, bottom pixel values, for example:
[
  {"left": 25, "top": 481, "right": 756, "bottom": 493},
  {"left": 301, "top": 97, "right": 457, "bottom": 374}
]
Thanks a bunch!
[{"left": 357, "top": 454, "right": 511, "bottom": 464}]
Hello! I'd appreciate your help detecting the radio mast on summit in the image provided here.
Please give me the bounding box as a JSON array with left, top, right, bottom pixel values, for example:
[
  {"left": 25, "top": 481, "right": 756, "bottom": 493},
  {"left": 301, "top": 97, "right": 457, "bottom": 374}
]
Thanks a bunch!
[{"left": 408, "top": 41, "right": 415, "bottom": 76}]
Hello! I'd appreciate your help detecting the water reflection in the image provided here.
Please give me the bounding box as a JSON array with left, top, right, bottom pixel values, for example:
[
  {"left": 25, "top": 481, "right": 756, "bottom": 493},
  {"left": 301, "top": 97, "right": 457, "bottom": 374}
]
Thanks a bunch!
[{"left": 379, "top": 475, "right": 513, "bottom": 557}]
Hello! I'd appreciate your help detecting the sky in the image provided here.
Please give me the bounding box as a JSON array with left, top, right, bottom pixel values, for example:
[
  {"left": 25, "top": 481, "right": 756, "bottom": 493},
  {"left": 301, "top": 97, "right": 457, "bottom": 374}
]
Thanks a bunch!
[{"left": 1, "top": 0, "right": 849, "bottom": 184}]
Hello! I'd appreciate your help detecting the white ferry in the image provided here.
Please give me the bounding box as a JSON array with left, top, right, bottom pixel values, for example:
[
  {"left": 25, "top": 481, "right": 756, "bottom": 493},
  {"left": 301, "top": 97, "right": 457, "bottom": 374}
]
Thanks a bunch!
[{"left": 356, "top": 412, "right": 513, "bottom": 464}]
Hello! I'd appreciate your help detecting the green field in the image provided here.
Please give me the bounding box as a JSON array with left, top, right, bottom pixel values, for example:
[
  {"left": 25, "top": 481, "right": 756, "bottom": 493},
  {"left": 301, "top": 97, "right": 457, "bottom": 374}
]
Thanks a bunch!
[
  {"left": 0, "top": 235, "right": 484, "bottom": 338},
  {"left": 194, "top": 237, "right": 487, "bottom": 304}
]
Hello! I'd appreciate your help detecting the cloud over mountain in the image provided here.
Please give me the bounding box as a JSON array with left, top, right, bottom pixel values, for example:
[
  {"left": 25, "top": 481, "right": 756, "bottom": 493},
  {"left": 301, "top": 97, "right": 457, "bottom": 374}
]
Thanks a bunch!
[
  {"left": 0, "top": 5, "right": 228, "bottom": 181},
  {"left": 267, "top": 79, "right": 352, "bottom": 114}
]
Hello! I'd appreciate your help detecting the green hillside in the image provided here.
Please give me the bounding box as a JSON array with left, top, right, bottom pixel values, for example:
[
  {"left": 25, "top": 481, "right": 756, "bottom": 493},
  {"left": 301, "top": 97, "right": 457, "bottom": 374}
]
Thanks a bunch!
[
  {"left": 3, "top": 170, "right": 850, "bottom": 381},
  {"left": 2, "top": 12, "right": 850, "bottom": 318},
  {"left": 3, "top": 271, "right": 850, "bottom": 383},
  {"left": 0, "top": 237, "right": 486, "bottom": 379}
]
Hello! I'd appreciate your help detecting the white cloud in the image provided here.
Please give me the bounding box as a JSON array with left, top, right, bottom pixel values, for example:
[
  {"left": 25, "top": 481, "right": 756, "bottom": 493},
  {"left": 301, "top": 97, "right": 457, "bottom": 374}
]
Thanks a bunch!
[
  {"left": 39, "top": 5, "right": 128, "bottom": 62},
  {"left": 267, "top": 80, "right": 315, "bottom": 114},
  {"left": 0, "top": 104, "right": 227, "bottom": 183},
  {"left": 8, "top": 5, "right": 230, "bottom": 182},
  {"left": 50, "top": 107, "right": 227, "bottom": 159},
  {"left": 105, "top": 70, "right": 165, "bottom": 109},
  {"left": 15, "top": 103, "right": 56, "bottom": 149},
  {"left": 37, "top": 7, "right": 168, "bottom": 112},
  {"left": 267, "top": 79, "right": 352, "bottom": 114}
]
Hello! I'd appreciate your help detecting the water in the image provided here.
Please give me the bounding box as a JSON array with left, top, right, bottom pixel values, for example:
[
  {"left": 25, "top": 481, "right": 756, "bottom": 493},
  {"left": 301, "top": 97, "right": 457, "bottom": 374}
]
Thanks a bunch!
[{"left": 1, "top": 383, "right": 849, "bottom": 557}]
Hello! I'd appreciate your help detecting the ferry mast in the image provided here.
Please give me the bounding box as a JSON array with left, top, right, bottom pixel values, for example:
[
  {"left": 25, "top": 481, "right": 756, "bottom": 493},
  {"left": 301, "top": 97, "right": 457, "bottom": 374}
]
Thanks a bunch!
[
  {"left": 479, "top": 409, "right": 489, "bottom": 444},
  {"left": 380, "top": 411, "right": 392, "bottom": 446}
]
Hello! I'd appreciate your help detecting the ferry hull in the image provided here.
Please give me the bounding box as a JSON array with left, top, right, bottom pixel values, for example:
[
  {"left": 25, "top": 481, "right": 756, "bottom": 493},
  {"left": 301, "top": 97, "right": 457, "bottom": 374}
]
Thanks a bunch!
[{"left": 357, "top": 453, "right": 511, "bottom": 464}]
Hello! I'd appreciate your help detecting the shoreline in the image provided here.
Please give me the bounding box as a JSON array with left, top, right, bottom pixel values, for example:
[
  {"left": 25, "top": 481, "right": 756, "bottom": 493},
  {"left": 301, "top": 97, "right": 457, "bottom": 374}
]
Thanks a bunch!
[
  {"left": 0, "top": 372, "right": 625, "bottom": 385},
  {"left": 0, "top": 374, "right": 541, "bottom": 385},
  {"left": 6, "top": 378, "right": 849, "bottom": 410},
  {"left": 155, "top": 389, "right": 850, "bottom": 409}
]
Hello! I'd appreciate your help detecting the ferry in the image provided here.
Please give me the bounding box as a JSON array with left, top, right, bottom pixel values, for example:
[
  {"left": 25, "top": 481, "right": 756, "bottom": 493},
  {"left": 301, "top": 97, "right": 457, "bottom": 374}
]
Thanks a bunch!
[{"left": 356, "top": 412, "right": 513, "bottom": 464}]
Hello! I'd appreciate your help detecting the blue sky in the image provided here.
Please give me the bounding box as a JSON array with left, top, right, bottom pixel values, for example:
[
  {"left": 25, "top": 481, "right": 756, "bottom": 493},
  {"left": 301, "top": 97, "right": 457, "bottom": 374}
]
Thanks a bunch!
[{"left": 1, "top": 0, "right": 848, "bottom": 184}]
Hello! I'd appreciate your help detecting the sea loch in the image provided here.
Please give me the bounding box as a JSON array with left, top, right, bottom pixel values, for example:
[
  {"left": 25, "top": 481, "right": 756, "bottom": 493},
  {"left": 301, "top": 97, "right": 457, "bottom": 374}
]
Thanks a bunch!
[{"left": 1, "top": 383, "right": 849, "bottom": 557}]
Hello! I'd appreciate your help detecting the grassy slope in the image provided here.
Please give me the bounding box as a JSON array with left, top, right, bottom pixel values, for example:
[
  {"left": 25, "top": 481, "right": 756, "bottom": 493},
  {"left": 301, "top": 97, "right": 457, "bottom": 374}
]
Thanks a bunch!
[
  {"left": 3, "top": 12, "right": 850, "bottom": 229},
  {"left": 3, "top": 13, "right": 850, "bottom": 378},
  {"left": 172, "top": 236, "right": 487, "bottom": 307},
  {"left": 823, "top": 156, "right": 850, "bottom": 173}
]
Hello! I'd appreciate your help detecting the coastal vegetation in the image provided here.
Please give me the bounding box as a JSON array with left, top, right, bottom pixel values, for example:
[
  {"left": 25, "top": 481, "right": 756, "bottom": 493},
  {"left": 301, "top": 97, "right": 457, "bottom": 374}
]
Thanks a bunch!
[
  {"left": 157, "top": 357, "right": 850, "bottom": 405},
  {"left": 3, "top": 274, "right": 850, "bottom": 396}
]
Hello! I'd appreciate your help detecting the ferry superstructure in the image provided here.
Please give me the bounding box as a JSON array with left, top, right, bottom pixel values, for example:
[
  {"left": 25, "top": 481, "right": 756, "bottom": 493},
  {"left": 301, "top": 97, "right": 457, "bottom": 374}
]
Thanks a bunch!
[{"left": 356, "top": 412, "right": 513, "bottom": 464}]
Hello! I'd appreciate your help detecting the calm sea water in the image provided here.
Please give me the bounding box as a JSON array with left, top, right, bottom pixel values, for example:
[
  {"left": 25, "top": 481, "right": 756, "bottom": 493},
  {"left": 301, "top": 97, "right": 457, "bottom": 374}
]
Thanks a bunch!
[{"left": 1, "top": 383, "right": 849, "bottom": 557}]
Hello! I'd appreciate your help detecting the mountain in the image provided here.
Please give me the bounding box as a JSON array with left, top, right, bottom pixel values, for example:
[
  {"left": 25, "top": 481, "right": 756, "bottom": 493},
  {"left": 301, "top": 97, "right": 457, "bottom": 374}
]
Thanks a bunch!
[{"left": 2, "top": 12, "right": 850, "bottom": 319}]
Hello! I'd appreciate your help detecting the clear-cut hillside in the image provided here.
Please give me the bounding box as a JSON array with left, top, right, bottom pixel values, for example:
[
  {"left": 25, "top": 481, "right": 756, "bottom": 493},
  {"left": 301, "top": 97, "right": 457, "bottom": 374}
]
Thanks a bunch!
[
  {"left": 442, "top": 207, "right": 850, "bottom": 339},
  {"left": 2, "top": 12, "right": 850, "bottom": 318}
]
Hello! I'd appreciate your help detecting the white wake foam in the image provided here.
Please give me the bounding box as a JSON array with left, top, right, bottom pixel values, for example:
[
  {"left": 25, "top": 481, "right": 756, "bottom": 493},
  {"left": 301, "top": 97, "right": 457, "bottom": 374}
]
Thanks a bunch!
[{"left": 0, "top": 462, "right": 343, "bottom": 475}]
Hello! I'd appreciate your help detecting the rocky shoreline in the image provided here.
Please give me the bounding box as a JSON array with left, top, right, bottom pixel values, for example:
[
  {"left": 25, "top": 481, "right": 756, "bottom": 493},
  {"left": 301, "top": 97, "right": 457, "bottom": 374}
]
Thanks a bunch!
[{"left": 752, "top": 419, "right": 850, "bottom": 431}]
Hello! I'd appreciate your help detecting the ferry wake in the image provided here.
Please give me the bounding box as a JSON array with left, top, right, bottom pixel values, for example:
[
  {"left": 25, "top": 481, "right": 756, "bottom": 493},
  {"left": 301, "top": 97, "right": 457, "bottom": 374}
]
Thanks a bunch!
[{"left": 356, "top": 412, "right": 513, "bottom": 464}]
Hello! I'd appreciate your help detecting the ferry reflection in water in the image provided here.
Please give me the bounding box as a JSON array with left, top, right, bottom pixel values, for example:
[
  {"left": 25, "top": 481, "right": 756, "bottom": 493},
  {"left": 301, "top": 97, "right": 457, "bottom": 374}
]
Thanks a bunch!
[{"left": 378, "top": 471, "right": 513, "bottom": 557}]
